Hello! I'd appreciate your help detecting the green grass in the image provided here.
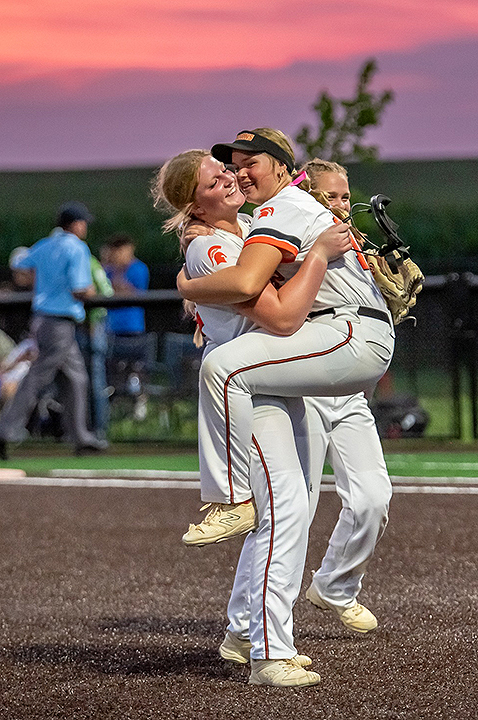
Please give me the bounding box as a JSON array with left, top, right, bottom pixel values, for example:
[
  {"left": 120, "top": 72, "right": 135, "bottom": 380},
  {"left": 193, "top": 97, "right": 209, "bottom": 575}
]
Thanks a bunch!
[
  {"left": 1, "top": 447, "right": 477, "bottom": 480},
  {"left": 383, "top": 452, "right": 478, "bottom": 479},
  {"left": 0, "top": 450, "right": 200, "bottom": 474}
]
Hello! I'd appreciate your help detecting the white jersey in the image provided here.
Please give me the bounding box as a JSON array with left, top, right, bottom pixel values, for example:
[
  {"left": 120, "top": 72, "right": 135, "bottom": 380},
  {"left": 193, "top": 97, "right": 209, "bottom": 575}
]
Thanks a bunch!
[
  {"left": 244, "top": 185, "right": 387, "bottom": 314},
  {"left": 185, "top": 215, "right": 256, "bottom": 352}
]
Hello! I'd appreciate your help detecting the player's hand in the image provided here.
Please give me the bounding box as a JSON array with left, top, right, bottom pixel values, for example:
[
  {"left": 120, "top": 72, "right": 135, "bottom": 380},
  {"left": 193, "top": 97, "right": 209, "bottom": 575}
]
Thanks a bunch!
[
  {"left": 311, "top": 222, "right": 352, "bottom": 263},
  {"left": 181, "top": 220, "right": 214, "bottom": 250}
]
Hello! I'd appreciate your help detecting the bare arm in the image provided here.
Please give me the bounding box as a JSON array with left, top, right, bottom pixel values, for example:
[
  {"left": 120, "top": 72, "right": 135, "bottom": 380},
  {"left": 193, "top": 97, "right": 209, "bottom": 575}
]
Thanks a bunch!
[
  {"left": 237, "top": 224, "right": 352, "bottom": 334},
  {"left": 237, "top": 254, "right": 327, "bottom": 335},
  {"left": 110, "top": 277, "right": 137, "bottom": 294},
  {"left": 73, "top": 285, "right": 95, "bottom": 300},
  {"left": 177, "top": 221, "right": 352, "bottom": 305},
  {"left": 178, "top": 220, "right": 351, "bottom": 318}
]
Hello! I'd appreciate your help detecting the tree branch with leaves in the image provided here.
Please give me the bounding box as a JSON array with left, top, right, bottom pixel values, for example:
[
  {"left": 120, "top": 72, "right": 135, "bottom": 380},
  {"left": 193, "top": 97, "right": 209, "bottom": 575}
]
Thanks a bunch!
[{"left": 295, "top": 59, "right": 394, "bottom": 164}]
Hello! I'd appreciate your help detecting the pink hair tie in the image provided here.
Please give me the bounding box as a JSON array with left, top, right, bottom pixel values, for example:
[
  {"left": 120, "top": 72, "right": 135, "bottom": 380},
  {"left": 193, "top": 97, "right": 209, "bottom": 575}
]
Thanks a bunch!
[{"left": 290, "top": 170, "right": 307, "bottom": 186}]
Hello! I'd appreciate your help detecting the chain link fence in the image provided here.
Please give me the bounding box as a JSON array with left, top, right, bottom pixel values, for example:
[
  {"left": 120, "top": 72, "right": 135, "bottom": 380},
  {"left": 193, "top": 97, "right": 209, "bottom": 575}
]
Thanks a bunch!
[{"left": 0, "top": 276, "right": 476, "bottom": 444}]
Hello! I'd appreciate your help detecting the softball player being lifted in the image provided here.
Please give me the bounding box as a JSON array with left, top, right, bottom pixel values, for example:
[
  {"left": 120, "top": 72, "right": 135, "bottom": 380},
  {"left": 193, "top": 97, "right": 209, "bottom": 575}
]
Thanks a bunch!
[
  {"left": 153, "top": 149, "right": 351, "bottom": 687},
  {"left": 177, "top": 128, "right": 395, "bottom": 541}
]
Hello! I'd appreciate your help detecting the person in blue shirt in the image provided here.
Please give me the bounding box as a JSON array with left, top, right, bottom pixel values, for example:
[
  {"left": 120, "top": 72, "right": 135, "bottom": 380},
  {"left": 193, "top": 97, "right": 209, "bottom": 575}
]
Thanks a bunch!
[
  {"left": 103, "top": 234, "right": 149, "bottom": 335},
  {"left": 102, "top": 234, "right": 150, "bottom": 415},
  {"left": 0, "top": 202, "right": 108, "bottom": 459}
]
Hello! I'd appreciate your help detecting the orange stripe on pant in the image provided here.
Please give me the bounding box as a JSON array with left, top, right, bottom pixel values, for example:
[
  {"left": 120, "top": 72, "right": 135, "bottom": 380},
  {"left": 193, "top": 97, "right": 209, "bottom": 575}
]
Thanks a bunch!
[{"left": 252, "top": 433, "right": 275, "bottom": 660}]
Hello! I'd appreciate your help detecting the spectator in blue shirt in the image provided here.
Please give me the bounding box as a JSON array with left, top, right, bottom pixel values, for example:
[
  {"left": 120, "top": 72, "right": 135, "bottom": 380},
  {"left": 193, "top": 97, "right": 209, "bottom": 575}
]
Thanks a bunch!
[
  {"left": 0, "top": 202, "right": 108, "bottom": 459},
  {"left": 102, "top": 233, "right": 150, "bottom": 419},
  {"left": 103, "top": 234, "right": 149, "bottom": 335}
]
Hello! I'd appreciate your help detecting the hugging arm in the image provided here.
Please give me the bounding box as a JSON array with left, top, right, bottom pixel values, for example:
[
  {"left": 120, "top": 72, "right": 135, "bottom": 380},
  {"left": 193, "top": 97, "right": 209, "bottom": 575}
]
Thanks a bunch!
[
  {"left": 177, "top": 221, "right": 351, "bottom": 309},
  {"left": 236, "top": 222, "right": 353, "bottom": 335}
]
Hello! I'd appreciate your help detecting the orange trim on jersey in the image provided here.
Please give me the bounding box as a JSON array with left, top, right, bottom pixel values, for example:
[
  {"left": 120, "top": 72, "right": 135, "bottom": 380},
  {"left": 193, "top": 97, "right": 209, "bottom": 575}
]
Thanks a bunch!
[
  {"left": 243, "top": 235, "right": 298, "bottom": 263},
  {"left": 223, "top": 321, "right": 354, "bottom": 502},
  {"left": 252, "top": 433, "right": 275, "bottom": 659},
  {"left": 332, "top": 215, "right": 369, "bottom": 270}
]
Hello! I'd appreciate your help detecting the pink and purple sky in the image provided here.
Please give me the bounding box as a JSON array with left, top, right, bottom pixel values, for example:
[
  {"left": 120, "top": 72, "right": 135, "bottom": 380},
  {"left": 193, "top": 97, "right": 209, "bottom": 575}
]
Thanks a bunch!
[{"left": 1, "top": 0, "right": 477, "bottom": 169}]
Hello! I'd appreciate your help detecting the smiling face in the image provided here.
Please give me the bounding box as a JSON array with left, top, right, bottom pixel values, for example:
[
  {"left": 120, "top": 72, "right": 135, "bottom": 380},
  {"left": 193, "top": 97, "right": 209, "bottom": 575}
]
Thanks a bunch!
[
  {"left": 313, "top": 171, "right": 351, "bottom": 214},
  {"left": 193, "top": 155, "right": 245, "bottom": 224},
  {"left": 231, "top": 150, "right": 286, "bottom": 206}
]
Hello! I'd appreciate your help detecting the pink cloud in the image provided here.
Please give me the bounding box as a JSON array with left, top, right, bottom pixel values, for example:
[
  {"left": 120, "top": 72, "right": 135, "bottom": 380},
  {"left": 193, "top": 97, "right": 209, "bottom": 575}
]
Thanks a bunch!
[{"left": 1, "top": 0, "right": 477, "bottom": 73}]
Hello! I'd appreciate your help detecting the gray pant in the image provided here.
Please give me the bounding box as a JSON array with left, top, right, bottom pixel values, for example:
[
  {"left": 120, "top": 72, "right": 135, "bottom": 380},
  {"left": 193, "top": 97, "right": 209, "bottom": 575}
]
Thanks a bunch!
[{"left": 0, "top": 315, "right": 98, "bottom": 446}]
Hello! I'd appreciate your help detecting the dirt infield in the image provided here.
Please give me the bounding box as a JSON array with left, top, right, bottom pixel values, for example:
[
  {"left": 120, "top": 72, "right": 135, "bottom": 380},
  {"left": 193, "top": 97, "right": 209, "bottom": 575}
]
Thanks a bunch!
[{"left": 0, "top": 484, "right": 476, "bottom": 719}]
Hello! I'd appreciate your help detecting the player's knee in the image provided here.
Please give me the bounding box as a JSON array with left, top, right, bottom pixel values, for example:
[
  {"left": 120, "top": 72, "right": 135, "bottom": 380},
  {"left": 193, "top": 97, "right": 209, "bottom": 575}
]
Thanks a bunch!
[
  {"left": 354, "top": 487, "right": 390, "bottom": 524},
  {"left": 199, "top": 352, "right": 219, "bottom": 389}
]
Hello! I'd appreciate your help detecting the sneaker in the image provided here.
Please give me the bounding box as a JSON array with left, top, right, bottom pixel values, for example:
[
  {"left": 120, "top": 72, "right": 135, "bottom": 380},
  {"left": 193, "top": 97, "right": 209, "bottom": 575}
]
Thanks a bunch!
[
  {"left": 219, "top": 631, "right": 312, "bottom": 668},
  {"left": 306, "top": 580, "right": 378, "bottom": 633},
  {"left": 219, "top": 632, "right": 252, "bottom": 664},
  {"left": 248, "top": 659, "right": 320, "bottom": 687},
  {"left": 182, "top": 501, "right": 257, "bottom": 546}
]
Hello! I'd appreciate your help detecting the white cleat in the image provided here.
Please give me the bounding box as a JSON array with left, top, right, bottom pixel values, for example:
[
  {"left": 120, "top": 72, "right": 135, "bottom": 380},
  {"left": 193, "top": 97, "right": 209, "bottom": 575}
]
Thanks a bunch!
[
  {"left": 182, "top": 501, "right": 257, "bottom": 546},
  {"left": 306, "top": 580, "right": 378, "bottom": 633},
  {"left": 248, "top": 658, "right": 321, "bottom": 687},
  {"left": 219, "top": 632, "right": 252, "bottom": 664},
  {"left": 219, "top": 632, "right": 312, "bottom": 668}
]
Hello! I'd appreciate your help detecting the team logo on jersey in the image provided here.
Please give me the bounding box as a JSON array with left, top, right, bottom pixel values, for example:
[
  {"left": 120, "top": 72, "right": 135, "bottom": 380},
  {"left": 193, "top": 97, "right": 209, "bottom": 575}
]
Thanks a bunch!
[
  {"left": 207, "top": 245, "right": 227, "bottom": 265},
  {"left": 258, "top": 206, "right": 274, "bottom": 219}
]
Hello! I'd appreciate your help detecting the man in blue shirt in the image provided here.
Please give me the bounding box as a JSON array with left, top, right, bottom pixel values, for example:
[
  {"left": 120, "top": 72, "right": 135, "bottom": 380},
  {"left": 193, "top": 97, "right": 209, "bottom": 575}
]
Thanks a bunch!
[
  {"left": 0, "top": 202, "right": 108, "bottom": 459},
  {"left": 103, "top": 233, "right": 149, "bottom": 335},
  {"left": 102, "top": 234, "right": 151, "bottom": 416}
]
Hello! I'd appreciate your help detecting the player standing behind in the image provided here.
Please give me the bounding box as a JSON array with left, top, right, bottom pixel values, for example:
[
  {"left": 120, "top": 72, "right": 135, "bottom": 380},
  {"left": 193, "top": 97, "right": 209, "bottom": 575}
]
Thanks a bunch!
[
  {"left": 297, "top": 159, "right": 392, "bottom": 631},
  {"left": 152, "top": 150, "right": 351, "bottom": 687},
  {"left": 177, "top": 128, "right": 395, "bottom": 543}
]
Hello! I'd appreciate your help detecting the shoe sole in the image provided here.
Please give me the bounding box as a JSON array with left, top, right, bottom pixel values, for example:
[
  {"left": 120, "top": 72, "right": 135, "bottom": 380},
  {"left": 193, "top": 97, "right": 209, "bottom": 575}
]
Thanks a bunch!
[
  {"left": 306, "top": 587, "right": 377, "bottom": 634},
  {"left": 248, "top": 674, "right": 321, "bottom": 687},
  {"left": 182, "top": 525, "right": 255, "bottom": 546}
]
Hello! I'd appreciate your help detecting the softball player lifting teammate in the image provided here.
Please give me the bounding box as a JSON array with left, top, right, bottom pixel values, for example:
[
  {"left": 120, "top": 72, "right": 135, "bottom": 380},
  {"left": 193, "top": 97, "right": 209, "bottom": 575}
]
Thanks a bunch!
[
  {"left": 153, "top": 149, "right": 352, "bottom": 686},
  {"left": 177, "top": 128, "right": 395, "bottom": 538}
]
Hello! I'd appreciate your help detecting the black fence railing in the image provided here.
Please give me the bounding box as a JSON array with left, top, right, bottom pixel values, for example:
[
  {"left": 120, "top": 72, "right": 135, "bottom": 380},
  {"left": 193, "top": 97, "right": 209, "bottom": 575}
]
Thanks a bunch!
[{"left": 0, "top": 276, "right": 477, "bottom": 442}]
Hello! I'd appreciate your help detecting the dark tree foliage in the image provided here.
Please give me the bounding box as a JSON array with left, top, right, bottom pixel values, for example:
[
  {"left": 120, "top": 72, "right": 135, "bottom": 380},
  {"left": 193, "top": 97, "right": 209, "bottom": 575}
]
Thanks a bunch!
[{"left": 295, "top": 59, "right": 394, "bottom": 164}]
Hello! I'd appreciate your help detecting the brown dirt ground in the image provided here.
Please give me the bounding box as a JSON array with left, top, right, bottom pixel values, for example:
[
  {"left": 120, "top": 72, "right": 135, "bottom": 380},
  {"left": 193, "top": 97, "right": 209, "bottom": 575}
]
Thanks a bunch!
[{"left": 0, "top": 485, "right": 476, "bottom": 720}]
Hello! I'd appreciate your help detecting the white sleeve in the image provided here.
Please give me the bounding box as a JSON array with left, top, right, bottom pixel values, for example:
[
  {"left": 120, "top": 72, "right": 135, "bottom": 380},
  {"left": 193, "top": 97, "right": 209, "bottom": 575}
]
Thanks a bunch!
[{"left": 185, "top": 233, "right": 240, "bottom": 278}]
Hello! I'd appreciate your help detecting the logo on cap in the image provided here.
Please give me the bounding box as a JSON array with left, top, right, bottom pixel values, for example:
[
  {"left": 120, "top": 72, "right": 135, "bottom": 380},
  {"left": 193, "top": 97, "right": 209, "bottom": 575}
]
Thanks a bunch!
[
  {"left": 236, "top": 133, "right": 255, "bottom": 142},
  {"left": 207, "top": 245, "right": 227, "bottom": 266},
  {"left": 258, "top": 207, "right": 275, "bottom": 219}
]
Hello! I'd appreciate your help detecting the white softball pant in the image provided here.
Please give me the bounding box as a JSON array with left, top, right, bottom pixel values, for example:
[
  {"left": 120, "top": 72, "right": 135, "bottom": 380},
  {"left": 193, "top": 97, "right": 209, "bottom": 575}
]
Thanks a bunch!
[
  {"left": 306, "top": 393, "right": 392, "bottom": 608},
  {"left": 226, "top": 395, "right": 310, "bottom": 660},
  {"left": 198, "top": 308, "right": 395, "bottom": 504},
  {"left": 226, "top": 393, "right": 391, "bottom": 646}
]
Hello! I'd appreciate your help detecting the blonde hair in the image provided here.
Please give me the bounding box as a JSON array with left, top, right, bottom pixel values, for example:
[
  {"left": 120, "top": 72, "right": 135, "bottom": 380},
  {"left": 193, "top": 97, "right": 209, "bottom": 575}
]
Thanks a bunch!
[
  {"left": 296, "top": 157, "right": 364, "bottom": 247},
  {"left": 250, "top": 127, "right": 298, "bottom": 179},
  {"left": 302, "top": 158, "right": 348, "bottom": 181},
  {"left": 151, "top": 150, "right": 211, "bottom": 348},
  {"left": 151, "top": 149, "right": 210, "bottom": 235},
  {"left": 297, "top": 157, "right": 349, "bottom": 205}
]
